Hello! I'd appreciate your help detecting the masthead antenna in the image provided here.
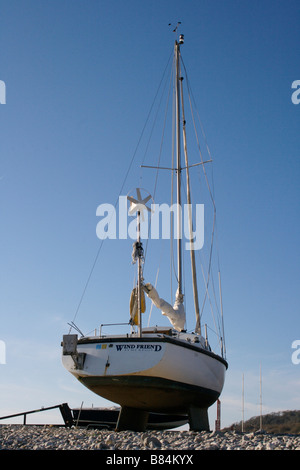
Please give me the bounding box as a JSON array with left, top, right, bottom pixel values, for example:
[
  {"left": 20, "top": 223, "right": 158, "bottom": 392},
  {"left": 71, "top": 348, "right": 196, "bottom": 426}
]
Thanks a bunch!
[{"left": 168, "top": 21, "right": 184, "bottom": 43}]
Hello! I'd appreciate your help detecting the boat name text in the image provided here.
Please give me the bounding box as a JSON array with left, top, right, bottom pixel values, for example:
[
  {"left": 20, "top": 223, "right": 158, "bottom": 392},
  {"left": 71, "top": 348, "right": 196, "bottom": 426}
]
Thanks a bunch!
[{"left": 115, "top": 344, "right": 162, "bottom": 352}]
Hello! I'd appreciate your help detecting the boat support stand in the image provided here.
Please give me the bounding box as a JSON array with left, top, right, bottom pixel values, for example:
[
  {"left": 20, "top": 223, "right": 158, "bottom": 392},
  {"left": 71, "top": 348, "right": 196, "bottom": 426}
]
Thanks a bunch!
[
  {"left": 115, "top": 405, "right": 209, "bottom": 432},
  {"left": 116, "top": 406, "right": 149, "bottom": 432}
]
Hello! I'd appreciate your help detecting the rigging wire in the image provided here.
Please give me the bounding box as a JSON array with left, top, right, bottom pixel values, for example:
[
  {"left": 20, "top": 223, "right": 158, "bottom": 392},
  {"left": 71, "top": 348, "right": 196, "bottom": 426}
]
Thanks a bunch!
[
  {"left": 181, "top": 56, "right": 225, "bottom": 348},
  {"left": 69, "top": 50, "right": 174, "bottom": 329},
  {"left": 185, "top": 76, "right": 226, "bottom": 353},
  {"left": 142, "top": 51, "right": 174, "bottom": 267}
]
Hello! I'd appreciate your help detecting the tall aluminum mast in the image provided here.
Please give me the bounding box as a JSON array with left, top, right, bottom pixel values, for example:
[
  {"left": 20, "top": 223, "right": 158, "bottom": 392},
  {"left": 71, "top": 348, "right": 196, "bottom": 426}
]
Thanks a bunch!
[
  {"left": 175, "top": 38, "right": 183, "bottom": 298},
  {"left": 178, "top": 45, "right": 201, "bottom": 335},
  {"left": 176, "top": 34, "right": 201, "bottom": 333}
]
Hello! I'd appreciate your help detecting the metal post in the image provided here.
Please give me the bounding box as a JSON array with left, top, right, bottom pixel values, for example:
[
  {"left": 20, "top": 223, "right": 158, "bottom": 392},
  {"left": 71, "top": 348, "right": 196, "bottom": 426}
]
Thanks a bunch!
[
  {"left": 260, "top": 364, "right": 263, "bottom": 431},
  {"left": 205, "top": 324, "right": 208, "bottom": 348},
  {"left": 215, "top": 399, "right": 221, "bottom": 431},
  {"left": 242, "top": 373, "right": 244, "bottom": 432}
]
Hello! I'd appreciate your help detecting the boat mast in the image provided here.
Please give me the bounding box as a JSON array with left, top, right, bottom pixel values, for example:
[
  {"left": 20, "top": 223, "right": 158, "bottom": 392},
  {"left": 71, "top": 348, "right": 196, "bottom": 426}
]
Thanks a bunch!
[
  {"left": 137, "top": 210, "right": 142, "bottom": 337},
  {"left": 175, "top": 36, "right": 201, "bottom": 334},
  {"left": 175, "top": 39, "right": 183, "bottom": 298},
  {"left": 178, "top": 49, "right": 201, "bottom": 335},
  {"left": 128, "top": 189, "right": 147, "bottom": 338}
]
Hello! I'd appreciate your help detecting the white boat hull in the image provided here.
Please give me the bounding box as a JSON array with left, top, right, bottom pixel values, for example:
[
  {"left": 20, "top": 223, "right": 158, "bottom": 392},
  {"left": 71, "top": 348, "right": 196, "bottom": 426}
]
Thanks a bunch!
[{"left": 62, "top": 333, "right": 227, "bottom": 414}]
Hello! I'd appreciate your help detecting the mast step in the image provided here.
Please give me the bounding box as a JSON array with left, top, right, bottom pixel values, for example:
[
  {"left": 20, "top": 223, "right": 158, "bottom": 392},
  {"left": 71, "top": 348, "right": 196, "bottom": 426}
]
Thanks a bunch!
[{"left": 115, "top": 406, "right": 149, "bottom": 432}]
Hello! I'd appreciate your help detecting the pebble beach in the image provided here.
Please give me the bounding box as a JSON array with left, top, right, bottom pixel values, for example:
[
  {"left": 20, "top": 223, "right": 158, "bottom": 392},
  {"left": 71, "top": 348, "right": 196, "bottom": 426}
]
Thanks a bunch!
[{"left": 1, "top": 425, "right": 300, "bottom": 450}]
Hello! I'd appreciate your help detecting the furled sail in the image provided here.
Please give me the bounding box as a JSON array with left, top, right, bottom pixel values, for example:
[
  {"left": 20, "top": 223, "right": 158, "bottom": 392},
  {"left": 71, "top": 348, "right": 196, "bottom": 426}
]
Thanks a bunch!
[
  {"left": 144, "top": 283, "right": 186, "bottom": 332},
  {"left": 129, "top": 287, "right": 146, "bottom": 325}
]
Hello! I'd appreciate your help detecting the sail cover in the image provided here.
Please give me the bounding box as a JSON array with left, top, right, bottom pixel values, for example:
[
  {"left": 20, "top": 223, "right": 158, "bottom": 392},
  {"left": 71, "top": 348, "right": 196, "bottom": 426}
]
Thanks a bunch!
[
  {"left": 129, "top": 287, "right": 146, "bottom": 325},
  {"left": 144, "top": 283, "right": 186, "bottom": 331}
]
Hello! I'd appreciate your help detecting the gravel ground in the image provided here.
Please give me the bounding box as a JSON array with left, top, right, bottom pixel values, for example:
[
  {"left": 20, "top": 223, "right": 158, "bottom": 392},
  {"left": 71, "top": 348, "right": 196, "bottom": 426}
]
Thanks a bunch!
[{"left": 0, "top": 425, "right": 300, "bottom": 450}]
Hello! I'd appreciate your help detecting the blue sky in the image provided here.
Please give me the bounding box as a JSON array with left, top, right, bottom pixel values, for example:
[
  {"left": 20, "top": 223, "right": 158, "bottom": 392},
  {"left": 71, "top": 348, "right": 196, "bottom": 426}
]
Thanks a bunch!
[{"left": 0, "top": 0, "right": 299, "bottom": 429}]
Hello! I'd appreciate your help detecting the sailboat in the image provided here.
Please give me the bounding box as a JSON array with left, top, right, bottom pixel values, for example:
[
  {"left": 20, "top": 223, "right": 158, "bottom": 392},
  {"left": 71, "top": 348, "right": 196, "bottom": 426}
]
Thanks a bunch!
[{"left": 62, "top": 32, "right": 228, "bottom": 432}]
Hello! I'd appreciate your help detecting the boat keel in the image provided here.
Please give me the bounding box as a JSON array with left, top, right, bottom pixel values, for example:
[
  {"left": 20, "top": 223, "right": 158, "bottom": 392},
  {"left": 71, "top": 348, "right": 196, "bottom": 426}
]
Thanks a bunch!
[{"left": 188, "top": 405, "right": 210, "bottom": 431}]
